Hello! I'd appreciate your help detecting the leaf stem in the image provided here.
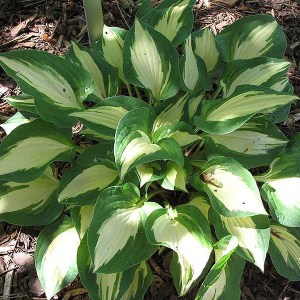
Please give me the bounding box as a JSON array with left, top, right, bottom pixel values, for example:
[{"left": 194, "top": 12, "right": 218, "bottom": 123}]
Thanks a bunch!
[
  {"left": 126, "top": 82, "right": 133, "bottom": 97},
  {"left": 147, "top": 189, "right": 166, "bottom": 200},
  {"left": 134, "top": 86, "right": 142, "bottom": 99},
  {"left": 212, "top": 85, "right": 222, "bottom": 100}
]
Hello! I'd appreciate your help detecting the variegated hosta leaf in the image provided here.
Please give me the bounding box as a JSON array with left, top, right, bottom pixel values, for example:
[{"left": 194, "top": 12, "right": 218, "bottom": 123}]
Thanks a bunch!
[
  {"left": 67, "top": 42, "right": 118, "bottom": 100},
  {"left": 216, "top": 14, "right": 286, "bottom": 61},
  {"left": 115, "top": 107, "right": 184, "bottom": 179},
  {"left": 58, "top": 144, "right": 118, "bottom": 205},
  {"left": 71, "top": 205, "right": 94, "bottom": 239},
  {"left": 153, "top": 93, "right": 189, "bottom": 132},
  {"left": 196, "top": 235, "right": 239, "bottom": 299},
  {"left": 211, "top": 211, "right": 270, "bottom": 271},
  {"left": 258, "top": 155, "right": 300, "bottom": 227},
  {"left": 35, "top": 216, "right": 80, "bottom": 299},
  {"left": 152, "top": 121, "right": 200, "bottom": 148},
  {"left": 197, "top": 253, "right": 245, "bottom": 300},
  {"left": 0, "top": 112, "right": 30, "bottom": 135},
  {"left": 0, "top": 50, "right": 94, "bottom": 127},
  {"left": 192, "top": 28, "right": 219, "bottom": 73},
  {"left": 220, "top": 57, "right": 290, "bottom": 97},
  {"left": 6, "top": 93, "right": 37, "bottom": 114},
  {"left": 141, "top": 0, "right": 196, "bottom": 46},
  {"left": 160, "top": 161, "right": 187, "bottom": 191},
  {"left": 284, "top": 132, "right": 300, "bottom": 155},
  {"left": 123, "top": 19, "right": 180, "bottom": 100},
  {"left": 184, "top": 193, "right": 211, "bottom": 221},
  {"left": 191, "top": 156, "right": 267, "bottom": 217},
  {"left": 88, "top": 183, "right": 162, "bottom": 273},
  {"left": 94, "top": 26, "right": 128, "bottom": 82},
  {"left": 180, "top": 35, "right": 209, "bottom": 94},
  {"left": 78, "top": 234, "right": 152, "bottom": 300},
  {"left": 269, "top": 223, "right": 300, "bottom": 280},
  {"left": 0, "top": 167, "right": 62, "bottom": 226},
  {"left": 204, "top": 116, "right": 288, "bottom": 168},
  {"left": 145, "top": 205, "right": 212, "bottom": 296},
  {"left": 194, "top": 85, "right": 298, "bottom": 134},
  {"left": 188, "top": 93, "right": 204, "bottom": 121},
  {"left": 70, "top": 96, "right": 149, "bottom": 140},
  {"left": 0, "top": 119, "right": 74, "bottom": 182},
  {"left": 136, "top": 162, "right": 166, "bottom": 187}
]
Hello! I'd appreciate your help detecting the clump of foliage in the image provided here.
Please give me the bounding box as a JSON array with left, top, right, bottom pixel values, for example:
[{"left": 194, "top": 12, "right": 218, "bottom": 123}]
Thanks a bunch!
[{"left": 0, "top": 0, "right": 300, "bottom": 299}]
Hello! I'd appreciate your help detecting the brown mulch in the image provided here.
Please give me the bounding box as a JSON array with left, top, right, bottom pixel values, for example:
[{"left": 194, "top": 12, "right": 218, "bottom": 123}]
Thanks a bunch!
[{"left": 0, "top": 0, "right": 300, "bottom": 299}]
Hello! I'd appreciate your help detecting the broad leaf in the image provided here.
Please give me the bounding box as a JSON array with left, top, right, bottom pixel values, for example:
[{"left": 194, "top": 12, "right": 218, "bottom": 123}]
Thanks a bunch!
[
  {"left": 259, "top": 155, "right": 300, "bottom": 227},
  {"left": 136, "top": 162, "right": 167, "bottom": 187},
  {"left": 35, "top": 216, "right": 80, "bottom": 299},
  {"left": 216, "top": 14, "right": 286, "bottom": 61},
  {"left": 141, "top": 0, "right": 196, "bottom": 46},
  {"left": 160, "top": 161, "right": 187, "bottom": 191},
  {"left": 67, "top": 42, "right": 118, "bottom": 100},
  {"left": 193, "top": 28, "right": 219, "bottom": 73},
  {"left": 0, "top": 167, "right": 62, "bottom": 226},
  {"left": 195, "top": 85, "right": 297, "bottom": 134},
  {"left": 6, "top": 93, "right": 37, "bottom": 114},
  {"left": 191, "top": 156, "right": 267, "bottom": 217},
  {"left": 0, "top": 119, "right": 74, "bottom": 182},
  {"left": 269, "top": 223, "right": 300, "bottom": 281},
  {"left": 211, "top": 211, "right": 270, "bottom": 271},
  {"left": 0, "top": 112, "right": 30, "bottom": 135},
  {"left": 123, "top": 19, "right": 180, "bottom": 100},
  {"left": 70, "top": 96, "right": 149, "bottom": 139},
  {"left": 204, "top": 116, "right": 288, "bottom": 168},
  {"left": 78, "top": 234, "right": 152, "bottom": 300},
  {"left": 58, "top": 144, "right": 118, "bottom": 205},
  {"left": 71, "top": 205, "right": 94, "bottom": 239},
  {"left": 0, "top": 50, "right": 94, "bottom": 127},
  {"left": 88, "top": 183, "right": 161, "bottom": 273},
  {"left": 184, "top": 193, "right": 211, "bottom": 221},
  {"left": 145, "top": 205, "right": 212, "bottom": 296},
  {"left": 115, "top": 107, "right": 184, "bottom": 179},
  {"left": 220, "top": 57, "right": 290, "bottom": 97},
  {"left": 180, "top": 35, "right": 209, "bottom": 94},
  {"left": 196, "top": 235, "right": 240, "bottom": 299}
]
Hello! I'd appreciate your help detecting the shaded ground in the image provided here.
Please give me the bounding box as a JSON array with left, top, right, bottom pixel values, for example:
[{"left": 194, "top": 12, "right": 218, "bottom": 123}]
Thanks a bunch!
[{"left": 0, "top": 0, "right": 300, "bottom": 299}]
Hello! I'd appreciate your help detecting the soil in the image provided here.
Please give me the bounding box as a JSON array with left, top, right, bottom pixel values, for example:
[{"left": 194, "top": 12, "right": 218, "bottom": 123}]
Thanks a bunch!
[{"left": 0, "top": 0, "right": 300, "bottom": 299}]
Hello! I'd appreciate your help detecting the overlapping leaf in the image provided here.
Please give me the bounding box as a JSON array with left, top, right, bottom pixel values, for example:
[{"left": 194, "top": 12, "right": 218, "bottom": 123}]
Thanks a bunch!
[
  {"left": 88, "top": 183, "right": 161, "bottom": 273},
  {"left": 191, "top": 156, "right": 267, "bottom": 217},
  {"left": 6, "top": 93, "right": 37, "bottom": 114},
  {"left": 145, "top": 205, "right": 212, "bottom": 296}
]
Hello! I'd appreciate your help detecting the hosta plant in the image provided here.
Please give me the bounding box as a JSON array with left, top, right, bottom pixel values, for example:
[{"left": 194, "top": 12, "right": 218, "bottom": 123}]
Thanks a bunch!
[{"left": 0, "top": 0, "right": 300, "bottom": 299}]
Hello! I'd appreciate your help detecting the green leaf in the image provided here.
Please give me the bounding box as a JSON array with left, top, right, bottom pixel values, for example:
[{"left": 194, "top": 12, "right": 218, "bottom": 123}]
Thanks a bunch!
[
  {"left": 284, "top": 132, "right": 300, "bottom": 155},
  {"left": 35, "top": 216, "right": 80, "bottom": 299},
  {"left": 0, "top": 50, "right": 94, "bottom": 127},
  {"left": 188, "top": 93, "right": 204, "bottom": 121},
  {"left": 220, "top": 57, "right": 290, "bottom": 97},
  {"left": 0, "top": 112, "right": 30, "bottom": 135},
  {"left": 196, "top": 253, "right": 245, "bottom": 300},
  {"left": 78, "top": 234, "right": 152, "bottom": 300},
  {"left": 94, "top": 26, "right": 128, "bottom": 83},
  {"left": 71, "top": 205, "right": 94, "bottom": 239},
  {"left": 216, "top": 14, "right": 286, "bottom": 61},
  {"left": 196, "top": 235, "right": 239, "bottom": 299},
  {"left": 184, "top": 193, "right": 211, "bottom": 221},
  {"left": 194, "top": 85, "right": 298, "bottom": 134},
  {"left": 211, "top": 211, "right": 270, "bottom": 271},
  {"left": 0, "top": 167, "right": 63, "bottom": 226},
  {"left": 153, "top": 121, "right": 200, "bottom": 148},
  {"left": 258, "top": 155, "right": 300, "bottom": 227},
  {"left": 269, "top": 223, "right": 300, "bottom": 281},
  {"left": 160, "top": 161, "right": 187, "bottom": 191},
  {"left": 141, "top": 0, "right": 196, "bottom": 46},
  {"left": 145, "top": 205, "right": 212, "bottom": 296},
  {"left": 123, "top": 19, "right": 180, "bottom": 100},
  {"left": 70, "top": 96, "right": 149, "bottom": 139},
  {"left": 88, "top": 183, "right": 161, "bottom": 273},
  {"left": 0, "top": 119, "right": 74, "bottom": 182},
  {"left": 58, "top": 144, "right": 118, "bottom": 205},
  {"left": 115, "top": 107, "right": 184, "bottom": 179},
  {"left": 67, "top": 42, "right": 118, "bottom": 100},
  {"left": 180, "top": 35, "right": 209, "bottom": 94},
  {"left": 191, "top": 156, "right": 267, "bottom": 217},
  {"left": 6, "top": 93, "right": 37, "bottom": 114},
  {"left": 204, "top": 116, "right": 288, "bottom": 168},
  {"left": 192, "top": 28, "right": 219, "bottom": 73},
  {"left": 136, "top": 162, "right": 167, "bottom": 187}
]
